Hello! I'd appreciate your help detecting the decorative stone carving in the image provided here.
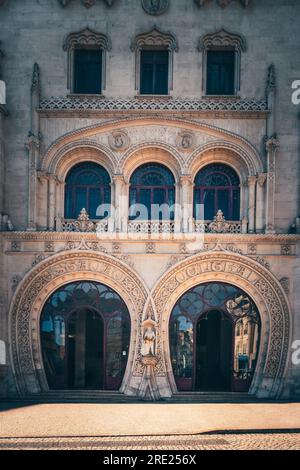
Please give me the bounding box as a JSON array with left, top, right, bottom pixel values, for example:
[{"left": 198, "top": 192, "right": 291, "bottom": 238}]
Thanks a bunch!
[
  {"left": 195, "top": 0, "right": 251, "bottom": 6},
  {"left": 141, "top": 316, "right": 157, "bottom": 357},
  {"left": 64, "top": 238, "right": 108, "bottom": 252},
  {"left": 131, "top": 26, "right": 178, "bottom": 52},
  {"left": 226, "top": 295, "right": 256, "bottom": 319},
  {"left": 63, "top": 27, "right": 111, "bottom": 52},
  {"left": 247, "top": 244, "right": 257, "bottom": 255},
  {"left": 9, "top": 252, "right": 148, "bottom": 395},
  {"left": 280, "top": 277, "right": 290, "bottom": 295},
  {"left": 281, "top": 245, "right": 292, "bottom": 256},
  {"left": 151, "top": 250, "right": 290, "bottom": 397},
  {"left": 44, "top": 241, "right": 55, "bottom": 252},
  {"left": 142, "top": 0, "right": 169, "bottom": 15},
  {"left": 199, "top": 29, "right": 246, "bottom": 53},
  {"left": 112, "top": 242, "right": 122, "bottom": 254},
  {"left": 176, "top": 131, "right": 195, "bottom": 151},
  {"left": 11, "top": 275, "right": 22, "bottom": 292},
  {"left": 208, "top": 210, "right": 230, "bottom": 233},
  {"left": 59, "top": 0, "right": 116, "bottom": 7},
  {"left": 108, "top": 130, "right": 130, "bottom": 151},
  {"left": 40, "top": 96, "right": 268, "bottom": 113},
  {"left": 146, "top": 243, "right": 156, "bottom": 254},
  {"left": 68, "top": 208, "right": 95, "bottom": 232},
  {"left": 11, "top": 241, "right": 21, "bottom": 252},
  {"left": 32, "top": 254, "right": 47, "bottom": 267}
]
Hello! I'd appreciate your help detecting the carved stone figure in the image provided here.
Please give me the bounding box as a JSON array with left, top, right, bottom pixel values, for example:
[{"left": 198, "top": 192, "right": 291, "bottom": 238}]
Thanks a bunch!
[
  {"left": 142, "top": 327, "right": 156, "bottom": 356},
  {"left": 142, "top": 0, "right": 169, "bottom": 15}
]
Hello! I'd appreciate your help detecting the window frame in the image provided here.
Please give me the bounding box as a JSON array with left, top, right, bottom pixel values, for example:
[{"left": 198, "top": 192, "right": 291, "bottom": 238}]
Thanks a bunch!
[
  {"left": 198, "top": 29, "right": 246, "bottom": 97},
  {"left": 64, "top": 162, "right": 111, "bottom": 220},
  {"left": 131, "top": 27, "right": 178, "bottom": 96},
  {"left": 63, "top": 28, "right": 111, "bottom": 96}
]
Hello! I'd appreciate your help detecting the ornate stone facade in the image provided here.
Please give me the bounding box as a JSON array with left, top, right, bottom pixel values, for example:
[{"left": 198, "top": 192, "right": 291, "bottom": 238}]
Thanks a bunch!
[{"left": 0, "top": 0, "right": 299, "bottom": 400}]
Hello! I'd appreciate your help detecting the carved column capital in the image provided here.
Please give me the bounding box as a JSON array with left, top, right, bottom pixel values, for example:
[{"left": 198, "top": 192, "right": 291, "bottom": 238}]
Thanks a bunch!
[
  {"left": 257, "top": 173, "right": 267, "bottom": 188},
  {"left": 266, "top": 136, "right": 279, "bottom": 154},
  {"left": 247, "top": 175, "right": 257, "bottom": 187},
  {"left": 180, "top": 175, "right": 193, "bottom": 186}
]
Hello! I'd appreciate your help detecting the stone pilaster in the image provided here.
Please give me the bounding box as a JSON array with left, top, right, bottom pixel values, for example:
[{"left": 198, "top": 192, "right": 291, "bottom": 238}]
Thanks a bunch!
[
  {"left": 180, "top": 175, "right": 193, "bottom": 233},
  {"left": 113, "top": 175, "right": 127, "bottom": 233},
  {"left": 265, "top": 137, "right": 279, "bottom": 234},
  {"left": 256, "top": 173, "right": 267, "bottom": 233},
  {"left": 48, "top": 174, "right": 57, "bottom": 231},
  {"left": 247, "top": 176, "right": 257, "bottom": 233},
  {"left": 0, "top": 105, "right": 7, "bottom": 221},
  {"left": 26, "top": 63, "right": 41, "bottom": 231}
]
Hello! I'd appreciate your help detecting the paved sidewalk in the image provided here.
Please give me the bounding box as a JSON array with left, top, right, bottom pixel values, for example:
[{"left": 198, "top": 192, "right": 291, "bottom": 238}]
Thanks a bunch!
[
  {"left": 0, "top": 433, "right": 299, "bottom": 450},
  {"left": 0, "top": 402, "right": 300, "bottom": 438}
]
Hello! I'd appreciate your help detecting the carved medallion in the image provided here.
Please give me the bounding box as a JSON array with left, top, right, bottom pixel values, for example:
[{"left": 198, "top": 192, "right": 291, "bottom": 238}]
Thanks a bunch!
[
  {"left": 176, "top": 131, "right": 195, "bottom": 151},
  {"left": 108, "top": 131, "right": 130, "bottom": 151},
  {"left": 142, "top": 0, "right": 169, "bottom": 16}
]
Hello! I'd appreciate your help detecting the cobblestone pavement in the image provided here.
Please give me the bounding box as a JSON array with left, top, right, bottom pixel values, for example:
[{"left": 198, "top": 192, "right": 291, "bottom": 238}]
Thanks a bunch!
[{"left": 0, "top": 433, "right": 299, "bottom": 450}]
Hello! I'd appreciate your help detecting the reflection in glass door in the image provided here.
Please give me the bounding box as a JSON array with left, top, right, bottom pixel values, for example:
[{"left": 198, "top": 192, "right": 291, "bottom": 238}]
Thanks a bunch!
[
  {"left": 40, "top": 281, "right": 131, "bottom": 391},
  {"left": 169, "top": 282, "right": 261, "bottom": 392}
]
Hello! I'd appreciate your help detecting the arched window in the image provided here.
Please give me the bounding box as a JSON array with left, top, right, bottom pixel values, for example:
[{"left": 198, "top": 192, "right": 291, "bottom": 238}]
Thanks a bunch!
[
  {"left": 194, "top": 163, "right": 240, "bottom": 221},
  {"left": 129, "top": 163, "right": 175, "bottom": 221},
  {"left": 65, "top": 162, "right": 111, "bottom": 219}
]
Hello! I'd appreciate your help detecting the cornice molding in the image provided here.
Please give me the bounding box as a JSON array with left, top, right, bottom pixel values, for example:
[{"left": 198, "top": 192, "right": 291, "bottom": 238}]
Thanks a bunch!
[{"left": 2, "top": 232, "right": 300, "bottom": 243}]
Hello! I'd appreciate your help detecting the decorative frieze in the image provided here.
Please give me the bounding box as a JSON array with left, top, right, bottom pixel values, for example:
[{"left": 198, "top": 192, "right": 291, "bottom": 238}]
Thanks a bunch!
[
  {"left": 195, "top": 0, "right": 251, "bottom": 6},
  {"left": 59, "top": 0, "right": 116, "bottom": 7},
  {"left": 39, "top": 96, "right": 268, "bottom": 113}
]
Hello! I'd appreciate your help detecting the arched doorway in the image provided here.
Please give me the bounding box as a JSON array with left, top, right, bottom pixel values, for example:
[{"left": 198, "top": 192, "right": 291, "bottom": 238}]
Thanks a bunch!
[
  {"left": 40, "top": 281, "right": 131, "bottom": 391},
  {"left": 169, "top": 282, "right": 261, "bottom": 392}
]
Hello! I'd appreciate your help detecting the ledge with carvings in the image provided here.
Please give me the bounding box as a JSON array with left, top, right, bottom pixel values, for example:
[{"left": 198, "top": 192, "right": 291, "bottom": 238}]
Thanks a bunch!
[{"left": 38, "top": 96, "right": 269, "bottom": 118}]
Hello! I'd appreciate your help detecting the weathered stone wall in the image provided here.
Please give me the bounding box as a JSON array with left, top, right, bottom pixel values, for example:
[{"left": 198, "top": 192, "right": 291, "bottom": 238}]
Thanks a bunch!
[{"left": 0, "top": 0, "right": 299, "bottom": 230}]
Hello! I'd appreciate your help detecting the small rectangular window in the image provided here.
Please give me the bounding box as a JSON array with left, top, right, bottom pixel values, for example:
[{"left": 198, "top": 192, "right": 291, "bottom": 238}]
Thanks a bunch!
[
  {"left": 74, "top": 49, "right": 102, "bottom": 95},
  {"left": 206, "top": 50, "right": 235, "bottom": 95},
  {"left": 140, "top": 50, "right": 169, "bottom": 95}
]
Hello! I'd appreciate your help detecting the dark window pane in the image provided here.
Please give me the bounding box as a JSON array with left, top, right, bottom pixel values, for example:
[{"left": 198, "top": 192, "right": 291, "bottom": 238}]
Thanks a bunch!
[
  {"left": 75, "top": 187, "right": 87, "bottom": 216},
  {"left": 217, "top": 190, "right": 230, "bottom": 219},
  {"left": 207, "top": 50, "right": 235, "bottom": 95},
  {"left": 88, "top": 188, "right": 102, "bottom": 219},
  {"left": 203, "top": 189, "right": 215, "bottom": 220},
  {"left": 65, "top": 162, "right": 111, "bottom": 219},
  {"left": 194, "top": 164, "right": 240, "bottom": 221},
  {"left": 74, "top": 49, "right": 102, "bottom": 95},
  {"left": 129, "top": 163, "right": 175, "bottom": 221},
  {"left": 140, "top": 50, "right": 169, "bottom": 95}
]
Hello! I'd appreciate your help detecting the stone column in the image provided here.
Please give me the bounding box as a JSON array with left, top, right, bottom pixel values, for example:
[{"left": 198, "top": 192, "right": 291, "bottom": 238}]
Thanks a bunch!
[
  {"left": 48, "top": 174, "right": 57, "bottom": 231},
  {"left": 256, "top": 173, "right": 267, "bottom": 233},
  {"left": 265, "top": 137, "right": 279, "bottom": 234},
  {"left": 113, "top": 175, "right": 127, "bottom": 233},
  {"left": 0, "top": 105, "right": 7, "bottom": 222},
  {"left": 26, "top": 63, "right": 41, "bottom": 231},
  {"left": 247, "top": 176, "right": 257, "bottom": 233},
  {"left": 179, "top": 175, "right": 193, "bottom": 233},
  {"left": 26, "top": 135, "right": 40, "bottom": 230}
]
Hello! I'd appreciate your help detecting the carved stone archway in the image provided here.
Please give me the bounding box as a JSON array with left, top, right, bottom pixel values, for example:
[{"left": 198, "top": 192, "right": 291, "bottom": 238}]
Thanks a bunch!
[
  {"left": 151, "top": 250, "right": 291, "bottom": 399},
  {"left": 9, "top": 251, "right": 148, "bottom": 396}
]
